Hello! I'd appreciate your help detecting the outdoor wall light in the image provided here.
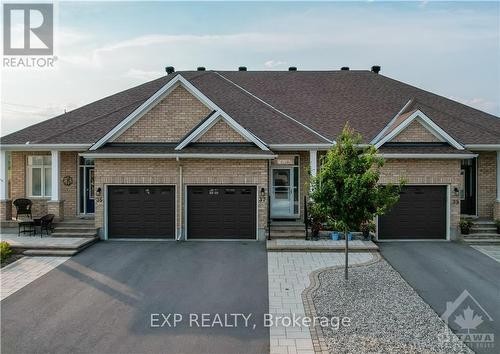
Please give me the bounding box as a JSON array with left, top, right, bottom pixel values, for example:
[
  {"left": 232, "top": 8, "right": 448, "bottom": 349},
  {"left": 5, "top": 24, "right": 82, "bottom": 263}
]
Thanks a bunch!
[
  {"left": 96, "top": 187, "right": 102, "bottom": 196},
  {"left": 453, "top": 187, "right": 459, "bottom": 197},
  {"left": 259, "top": 187, "right": 266, "bottom": 202}
]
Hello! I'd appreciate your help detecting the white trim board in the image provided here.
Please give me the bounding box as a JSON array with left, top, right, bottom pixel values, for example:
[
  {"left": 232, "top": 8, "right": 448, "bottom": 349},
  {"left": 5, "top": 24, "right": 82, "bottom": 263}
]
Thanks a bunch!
[
  {"left": 89, "top": 74, "right": 269, "bottom": 151},
  {"left": 370, "top": 99, "right": 414, "bottom": 144},
  {"left": 80, "top": 153, "right": 277, "bottom": 160},
  {"left": 374, "top": 110, "right": 464, "bottom": 150}
]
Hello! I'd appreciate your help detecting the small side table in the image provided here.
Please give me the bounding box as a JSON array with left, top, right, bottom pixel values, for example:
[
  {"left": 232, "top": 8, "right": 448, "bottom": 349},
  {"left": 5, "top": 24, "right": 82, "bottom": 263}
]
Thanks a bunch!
[{"left": 18, "top": 220, "right": 35, "bottom": 236}]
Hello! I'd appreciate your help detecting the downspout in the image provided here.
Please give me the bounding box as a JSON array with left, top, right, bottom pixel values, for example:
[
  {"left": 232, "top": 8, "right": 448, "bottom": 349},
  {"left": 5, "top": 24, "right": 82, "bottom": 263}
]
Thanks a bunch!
[
  {"left": 267, "top": 159, "right": 271, "bottom": 240},
  {"left": 176, "top": 157, "right": 183, "bottom": 241}
]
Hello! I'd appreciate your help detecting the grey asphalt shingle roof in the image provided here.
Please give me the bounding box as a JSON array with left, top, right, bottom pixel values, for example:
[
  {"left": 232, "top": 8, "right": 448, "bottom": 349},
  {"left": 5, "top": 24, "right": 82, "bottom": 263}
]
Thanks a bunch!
[
  {"left": 2, "top": 70, "right": 499, "bottom": 146},
  {"left": 85, "top": 144, "right": 275, "bottom": 156}
]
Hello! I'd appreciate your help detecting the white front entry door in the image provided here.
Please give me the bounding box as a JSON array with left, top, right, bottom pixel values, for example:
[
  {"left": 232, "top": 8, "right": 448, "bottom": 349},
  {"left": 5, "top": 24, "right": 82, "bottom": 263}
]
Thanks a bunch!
[{"left": 271, "top": 168, "right": 295, "bottom": 218}]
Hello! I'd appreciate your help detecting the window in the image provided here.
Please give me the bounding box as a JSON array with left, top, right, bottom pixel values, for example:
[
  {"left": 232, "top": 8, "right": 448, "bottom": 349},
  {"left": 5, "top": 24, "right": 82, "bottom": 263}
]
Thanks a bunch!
[{"left": 27, "top": 156, "right": 52, "bottom": 197}]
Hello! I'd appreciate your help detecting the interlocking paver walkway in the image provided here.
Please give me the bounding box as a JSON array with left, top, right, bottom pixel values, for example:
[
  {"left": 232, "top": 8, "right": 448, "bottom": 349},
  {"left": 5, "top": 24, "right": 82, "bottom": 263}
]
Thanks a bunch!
[
  {"left": 471, "top": 245, "right": 500, "bottom": 263},
  {"left": 268, "top": 252, "right": 376, "bottom": 354},
  {"left": 1, "top": 257, "right": 69, "bottom": 301}
]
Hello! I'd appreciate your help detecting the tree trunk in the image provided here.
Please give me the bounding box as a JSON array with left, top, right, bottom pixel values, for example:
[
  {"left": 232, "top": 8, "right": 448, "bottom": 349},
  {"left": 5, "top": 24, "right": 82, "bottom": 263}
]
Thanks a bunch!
[{"left": 344, "top": 229, "right": 349, "bottom": 280}]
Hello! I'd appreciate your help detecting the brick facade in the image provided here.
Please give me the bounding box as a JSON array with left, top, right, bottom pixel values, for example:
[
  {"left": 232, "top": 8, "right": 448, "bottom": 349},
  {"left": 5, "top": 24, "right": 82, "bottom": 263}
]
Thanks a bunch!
[
  {"left": 476, "top": 151, "right": 497, "bottom": 218},
  {"left": 196, "top": 119, "right": 247, "bottom": 143},
  {"left": 94, "top": 158, "right": 268, "bottom": 239},
  {"left": 115, "top": 86, "right": 211, "bottom": 143},
  {"left": 391, "top": 120, "right": 441, "bottom": 143},
  {"left": 379, "top": 158, "right": 461, "bottom": 239}
]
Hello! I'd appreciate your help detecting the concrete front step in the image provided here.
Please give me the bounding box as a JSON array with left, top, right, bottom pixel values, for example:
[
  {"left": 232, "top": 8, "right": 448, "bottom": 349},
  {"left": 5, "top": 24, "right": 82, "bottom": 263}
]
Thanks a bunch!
[
  {"left": 54, "top": 227, "right": 98, "bottom": 233},
  {"left": 267, "top": 239, "right": 378, "bottom": 252},
  {"left": 463, "top": 239, "right": 500, "bottom": 245},
  {"left": 23, "top": 249, "right": 78, "bottom": 256},
  {"left": 463, "top": 233, "right": 500, "bottom": 238},
  {"left": 51, "top": 232, "right": 97, "bottom": 238},
  {"left": 470, "top": 227, "right": 497, "bottom": 233},
  {"left": 269, "top": 234, "right": 306, "bottom": 239}
]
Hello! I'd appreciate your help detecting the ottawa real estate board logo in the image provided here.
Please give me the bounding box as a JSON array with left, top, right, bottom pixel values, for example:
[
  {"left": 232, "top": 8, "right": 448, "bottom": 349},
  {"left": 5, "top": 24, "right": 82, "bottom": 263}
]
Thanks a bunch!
[{"left": 3, "top": 2, "right": 56, "bottom": 68}]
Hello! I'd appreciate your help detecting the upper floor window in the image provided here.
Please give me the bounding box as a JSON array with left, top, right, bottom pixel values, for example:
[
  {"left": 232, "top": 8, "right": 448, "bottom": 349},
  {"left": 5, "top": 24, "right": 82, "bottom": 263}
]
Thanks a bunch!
[{"left": 27, "top": 156, "right": 51, "bottom": 197}]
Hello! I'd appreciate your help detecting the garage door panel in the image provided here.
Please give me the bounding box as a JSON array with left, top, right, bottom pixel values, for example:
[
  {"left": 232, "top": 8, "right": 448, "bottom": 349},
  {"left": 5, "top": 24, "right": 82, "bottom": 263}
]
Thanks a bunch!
[
  {"left": 187, "top": 186, "right": 256, "bottom": 240},
  {"left": 108, "top": 186, "right": 175, "bottom": 239},
  {"left": 379, "top": 186, "right": 446, "bottom": 240}
]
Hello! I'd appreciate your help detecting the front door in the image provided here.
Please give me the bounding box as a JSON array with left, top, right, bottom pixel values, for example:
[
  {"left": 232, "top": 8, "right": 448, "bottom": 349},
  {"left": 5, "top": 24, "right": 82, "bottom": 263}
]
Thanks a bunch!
[
  {"left": 460, "top": 158, "right": 476, "bottom": 215},
  {"left": 271, "top": 168, "right": 295, "bottom": 218},
  {"left": 79, "top": 158, "right": 95, "bottom": 214}
]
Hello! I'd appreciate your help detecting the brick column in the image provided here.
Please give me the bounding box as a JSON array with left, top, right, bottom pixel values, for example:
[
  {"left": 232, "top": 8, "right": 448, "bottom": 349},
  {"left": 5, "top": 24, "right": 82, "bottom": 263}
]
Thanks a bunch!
[
  {"left": 48, "top": 200, "right": 64, "bottom": 221},
  {"left": 495, "top": 151, "right": 500, "bottom": 219}
]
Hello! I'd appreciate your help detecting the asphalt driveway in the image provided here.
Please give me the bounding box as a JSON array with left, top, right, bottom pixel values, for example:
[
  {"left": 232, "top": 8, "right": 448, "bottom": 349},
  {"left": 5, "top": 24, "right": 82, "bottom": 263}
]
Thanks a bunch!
[
  {"left": 380, "top": 242, "right": 500, "bottom": 354},
  {"left": 1, "top": 241, "right": 269, "bottom": 354}
]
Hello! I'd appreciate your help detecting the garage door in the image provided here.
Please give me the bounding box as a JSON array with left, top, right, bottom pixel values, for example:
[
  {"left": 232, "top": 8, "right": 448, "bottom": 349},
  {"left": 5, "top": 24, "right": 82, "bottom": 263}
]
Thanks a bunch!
[
  {"left": 187, "top": 186, "right": 256, "bottom": 240},
  {"left": 108, "top": 186, "right": 175, "bottom": 239},
  {"left": 378, "top": 186, "right": 447, "bottom": 240}
]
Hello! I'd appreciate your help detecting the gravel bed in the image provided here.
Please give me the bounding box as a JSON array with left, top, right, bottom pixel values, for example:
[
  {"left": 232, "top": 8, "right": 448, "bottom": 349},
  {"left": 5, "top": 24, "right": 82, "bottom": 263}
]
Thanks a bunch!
[{"left": 311, "top": 259, "right": 472, "bottom": 353}]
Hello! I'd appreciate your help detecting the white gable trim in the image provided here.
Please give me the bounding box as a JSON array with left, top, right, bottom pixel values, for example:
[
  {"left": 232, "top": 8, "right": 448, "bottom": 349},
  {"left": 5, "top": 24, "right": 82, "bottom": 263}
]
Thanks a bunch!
[
  {"left": 89, "top": 74, "right": 268, "bottom": 151},
  {"left": 175, "top": 112, "right": 267, "bottom": 150},
  {"left": 374, "top": 110, "right": 464, "bottom": 150},
  {"left": 370, "top": 99, "right": 414, "bottom": 144}
]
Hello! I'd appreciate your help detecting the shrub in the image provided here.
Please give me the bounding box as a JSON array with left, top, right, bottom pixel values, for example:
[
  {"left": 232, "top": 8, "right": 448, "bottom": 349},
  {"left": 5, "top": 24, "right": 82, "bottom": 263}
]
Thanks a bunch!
[
  {"left": 0, "top": 241, "right": 12, "bottom": 262},
  {"left": 459, "top": 219, "right": 473, "bottom": 234}
]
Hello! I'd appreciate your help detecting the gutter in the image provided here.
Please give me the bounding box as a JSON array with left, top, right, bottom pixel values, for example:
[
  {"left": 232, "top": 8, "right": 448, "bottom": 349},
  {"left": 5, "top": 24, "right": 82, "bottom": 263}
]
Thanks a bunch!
[
  {"left": 79, "top": 153, "right": 277, "bottom": 159},
  {"left": 464, "top": 144, "right": 500, "bottom": 151},
  {"left": 379, "top": 153, "right": 478, "bottom": 159},
  {"left": 1, "top": 144, "right": 92, "bottom": 151}
]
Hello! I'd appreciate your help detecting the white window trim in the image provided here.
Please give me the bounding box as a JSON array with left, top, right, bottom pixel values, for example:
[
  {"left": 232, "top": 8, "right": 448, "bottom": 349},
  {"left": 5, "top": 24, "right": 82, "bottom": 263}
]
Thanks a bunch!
[
  {"left": 26, "top": 156, "right": 52, "bottom": 198},
  {"left": 374, "top": 110, "right": 465, "bottom": 150}
]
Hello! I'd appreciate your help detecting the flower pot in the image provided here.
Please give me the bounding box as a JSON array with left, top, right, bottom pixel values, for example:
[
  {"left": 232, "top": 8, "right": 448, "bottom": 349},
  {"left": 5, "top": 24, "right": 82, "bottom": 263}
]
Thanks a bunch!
[
  {"left": 362, "top": 230, "right": 370, "bottom": 240},
  {"left": 331, "top": 231, "right": 340, "bottom": 241},
  {"left": 347, "top": 232, "right": 353, "bottom": 241},
  {"left": 461, "top": 228, "right": 470, "bottom": 235}
]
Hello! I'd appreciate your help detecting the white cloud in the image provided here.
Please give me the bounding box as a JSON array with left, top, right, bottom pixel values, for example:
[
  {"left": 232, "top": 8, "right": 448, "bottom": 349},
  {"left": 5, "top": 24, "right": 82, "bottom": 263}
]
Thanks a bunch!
[
  {"left": 449, "top": 96, "right": 498, "bottom": 114},
  {"left": 264, "top": 60, "right": 287, "bottom": 68}
]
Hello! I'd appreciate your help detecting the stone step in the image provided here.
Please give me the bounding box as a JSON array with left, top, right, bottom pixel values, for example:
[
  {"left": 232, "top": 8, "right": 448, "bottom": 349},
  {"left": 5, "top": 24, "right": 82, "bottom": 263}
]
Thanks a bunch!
[
  {"left": 471, "top": 220, "right": 495, "bottom": 226},
  {"left": 470, "top": 227, "right": 497, "bottom": 233},
  {"left": 268, "top": 233, "right": 305, "bottom": 239},
  {"left": 55, "top": 220, "right": 95, "bottom": 227},
  {"left": 54, "top": 227, "right": 98, "bottom": 233},
  {"left": 23, "top": 249, "right": 78, "bottom": 256},
  {"left": 270, "top": 225, "right": 306, "bottom": 231},
  {"left": 51, "top": 232, "right": 97, "bottom": 238},
  {"left": 463, "top": 239, "right": 500, "bottom": 245},
  {"left": 463, "top": 233, "right": 500, "bottom": 239}
]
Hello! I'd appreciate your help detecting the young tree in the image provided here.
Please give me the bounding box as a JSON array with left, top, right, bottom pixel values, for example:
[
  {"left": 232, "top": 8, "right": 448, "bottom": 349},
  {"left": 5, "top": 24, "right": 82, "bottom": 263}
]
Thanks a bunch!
[{"left": 310, "top": 123, "right": 403, "bottom": 279}]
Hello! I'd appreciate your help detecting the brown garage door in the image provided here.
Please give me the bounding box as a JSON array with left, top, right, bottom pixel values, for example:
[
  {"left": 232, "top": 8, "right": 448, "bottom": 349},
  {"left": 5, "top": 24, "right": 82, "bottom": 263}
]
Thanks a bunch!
[
  {"left": 108, "top": 186, "right": 175, "bottom": 239},
  {"left": 378, "top": 186, "right": 447, "bottom": 240},
  {"left": 187, "top": 186, "right": 256, "bottom": 240}
]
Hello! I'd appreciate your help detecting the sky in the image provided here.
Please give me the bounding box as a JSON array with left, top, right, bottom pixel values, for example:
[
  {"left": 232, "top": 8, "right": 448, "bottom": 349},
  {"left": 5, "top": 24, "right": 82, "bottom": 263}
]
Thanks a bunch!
[{"left": 1, "top": 1, "right": 499, "bottom": 136}]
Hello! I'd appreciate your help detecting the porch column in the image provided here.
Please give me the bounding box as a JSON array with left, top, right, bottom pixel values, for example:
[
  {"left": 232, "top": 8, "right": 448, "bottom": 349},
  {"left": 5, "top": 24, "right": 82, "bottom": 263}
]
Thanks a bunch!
[
  {"left": 0, "top": 150, "right": 12, "bottom": 220},
  {"left": 0, "top": 150, "right": 8, "bottom": 200},
  {"left": 48, "top": 150, "right": 64, "bottom": 220},
  {"left": 309, "top": 150, "right": 318, "bottom": 178},
  {"left": 51, "top": 150, "right": 60, "bottom": 201}
]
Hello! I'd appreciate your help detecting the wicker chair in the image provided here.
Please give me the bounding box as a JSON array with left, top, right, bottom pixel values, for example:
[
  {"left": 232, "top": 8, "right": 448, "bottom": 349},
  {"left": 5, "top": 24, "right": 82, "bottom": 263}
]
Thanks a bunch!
[
  {"left": 37, "top": 214, "right": 55, "bottom": 236},
  {"left": 13, "top": 198, "right": 33, "bottom": 220}
]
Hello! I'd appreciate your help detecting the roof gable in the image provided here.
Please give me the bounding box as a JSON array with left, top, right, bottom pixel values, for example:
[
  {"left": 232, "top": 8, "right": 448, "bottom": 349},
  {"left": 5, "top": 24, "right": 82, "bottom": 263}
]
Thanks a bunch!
[
  {"left": 374, "top": 109, "right": 464, "bottom": 150},
  {"left": 90, "top": 74, "right": 269, "bottom": 151},
  {"left": 195, "top": 118, "right": 248, "bottom": 143}
]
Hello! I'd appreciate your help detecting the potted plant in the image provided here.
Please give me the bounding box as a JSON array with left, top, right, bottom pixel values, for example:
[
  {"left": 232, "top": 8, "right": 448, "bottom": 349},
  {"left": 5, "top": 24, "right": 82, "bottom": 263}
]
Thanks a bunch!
[
  {"left": 326, "top": 219, "right": 341, "bottom": 240},
  {"left": 495, "top": 219, "right": 500, "bottom": 234},
  {"left": 307, "top": 202, "right": 326, "bottom": 240},
  {"left": 459, "top": 218, "right": 473, "bottom": 235},
  {"left": 360, "top": 221, "right": 376, "bottom": 241}
]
